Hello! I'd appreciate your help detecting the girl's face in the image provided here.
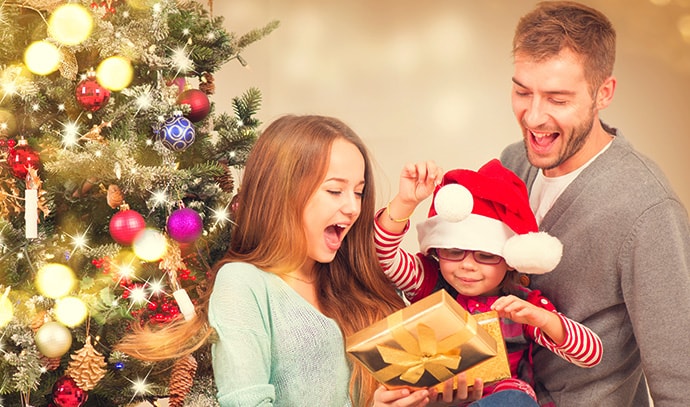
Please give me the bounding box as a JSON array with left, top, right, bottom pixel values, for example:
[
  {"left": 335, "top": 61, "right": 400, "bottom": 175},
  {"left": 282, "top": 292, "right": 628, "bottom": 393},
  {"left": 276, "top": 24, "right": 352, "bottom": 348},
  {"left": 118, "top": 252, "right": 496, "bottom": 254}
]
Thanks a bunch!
[
  {"left": 437, "top": 250, "right": 510, "bottom": 297},
  {"left": 302, "top": 138, "right": 365, "bottom": 266}
]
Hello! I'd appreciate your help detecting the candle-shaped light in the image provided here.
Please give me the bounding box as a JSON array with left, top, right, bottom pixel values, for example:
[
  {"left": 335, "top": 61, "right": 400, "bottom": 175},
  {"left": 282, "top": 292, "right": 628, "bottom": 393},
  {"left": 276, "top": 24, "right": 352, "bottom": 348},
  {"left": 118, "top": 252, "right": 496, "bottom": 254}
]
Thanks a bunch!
[{"left": 25, "top": 170, "right": 38, "bottom": 239}]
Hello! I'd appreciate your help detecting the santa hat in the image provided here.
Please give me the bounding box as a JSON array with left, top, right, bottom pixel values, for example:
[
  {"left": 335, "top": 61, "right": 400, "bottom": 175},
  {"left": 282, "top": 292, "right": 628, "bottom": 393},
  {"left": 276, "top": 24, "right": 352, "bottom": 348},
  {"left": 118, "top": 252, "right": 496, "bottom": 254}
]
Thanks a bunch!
[{"left": 416, "top": 159, "right": 562, "bottom": 274}]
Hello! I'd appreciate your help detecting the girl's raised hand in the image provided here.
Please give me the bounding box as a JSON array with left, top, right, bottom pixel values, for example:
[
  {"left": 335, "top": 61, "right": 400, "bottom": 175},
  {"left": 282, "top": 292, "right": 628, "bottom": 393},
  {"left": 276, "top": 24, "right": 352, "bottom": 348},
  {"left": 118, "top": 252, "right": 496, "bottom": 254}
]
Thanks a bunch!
[{"left": 397, "top": 161, "right": 444, "bottom": 206}]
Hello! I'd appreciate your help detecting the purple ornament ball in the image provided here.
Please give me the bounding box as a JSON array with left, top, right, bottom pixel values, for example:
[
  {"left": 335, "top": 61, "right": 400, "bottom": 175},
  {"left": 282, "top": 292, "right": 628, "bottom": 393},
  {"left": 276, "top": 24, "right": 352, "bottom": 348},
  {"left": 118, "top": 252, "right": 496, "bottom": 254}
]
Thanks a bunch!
[{"left": 167, "top": 207, "right": 203, "bottom": 243}]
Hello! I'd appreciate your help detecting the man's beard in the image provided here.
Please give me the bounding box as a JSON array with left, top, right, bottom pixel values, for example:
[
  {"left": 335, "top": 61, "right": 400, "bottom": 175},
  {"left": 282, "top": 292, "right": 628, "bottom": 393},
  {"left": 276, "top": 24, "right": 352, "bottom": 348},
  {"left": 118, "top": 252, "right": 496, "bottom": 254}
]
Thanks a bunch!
[{"left": 525, "top": 109, "right": 596, "bottom": 171}]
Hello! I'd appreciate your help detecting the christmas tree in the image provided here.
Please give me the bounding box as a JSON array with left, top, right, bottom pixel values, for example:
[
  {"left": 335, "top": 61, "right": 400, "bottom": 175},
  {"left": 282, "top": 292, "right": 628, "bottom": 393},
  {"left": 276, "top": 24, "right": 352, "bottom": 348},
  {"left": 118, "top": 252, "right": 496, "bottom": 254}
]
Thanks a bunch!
[{"left": 0, "top": 1, "right": 277, "bottom": 406}]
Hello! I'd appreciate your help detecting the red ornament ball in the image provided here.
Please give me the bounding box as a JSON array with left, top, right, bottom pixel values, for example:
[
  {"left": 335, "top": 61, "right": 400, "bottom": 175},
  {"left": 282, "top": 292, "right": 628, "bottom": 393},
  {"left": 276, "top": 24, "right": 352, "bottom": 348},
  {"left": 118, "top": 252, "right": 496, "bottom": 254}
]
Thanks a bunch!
[
  {"left": 109, "top": 209, "right": 146, "bottom": 245},
  {"left": 52, "top": 375, "right": 88, "bottom": 407},
  {"left": 167, "top": 207, "right": 203, "bottom": 243},
  {"left": 75, "top": 76, "right": 110, "bottom": 112},
  {"left": 8, "top": 139, "right": 41, "bottom": 179},
  {"left": 176, "top": 88, "right": 210, "bottom": 122}
]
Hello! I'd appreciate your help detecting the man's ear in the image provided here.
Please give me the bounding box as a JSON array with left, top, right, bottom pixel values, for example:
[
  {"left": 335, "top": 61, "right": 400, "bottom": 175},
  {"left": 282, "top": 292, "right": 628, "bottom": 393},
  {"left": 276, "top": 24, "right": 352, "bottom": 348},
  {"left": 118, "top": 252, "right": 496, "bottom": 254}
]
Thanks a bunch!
[{"left": 596, "top": 75, "right": 616, "bottom": 110}]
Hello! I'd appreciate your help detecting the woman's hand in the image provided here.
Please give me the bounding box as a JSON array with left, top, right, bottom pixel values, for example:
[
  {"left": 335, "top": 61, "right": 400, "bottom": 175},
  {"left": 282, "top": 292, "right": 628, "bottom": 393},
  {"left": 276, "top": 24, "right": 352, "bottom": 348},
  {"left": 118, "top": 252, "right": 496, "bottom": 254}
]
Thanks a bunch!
[{"left": 373, "top": 373, "right": 484, "bottom": 407}]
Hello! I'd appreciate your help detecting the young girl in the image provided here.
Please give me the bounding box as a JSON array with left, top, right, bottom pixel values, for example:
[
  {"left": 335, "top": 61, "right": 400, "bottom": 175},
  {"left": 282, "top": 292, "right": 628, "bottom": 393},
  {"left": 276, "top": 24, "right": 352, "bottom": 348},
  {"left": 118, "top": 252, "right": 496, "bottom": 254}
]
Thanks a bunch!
[
  {"left": 118, "top": 115, "right": 412, "bottom": 406},
  {"left": 373, "top": 159, "right": 603, "bottom": 405}
]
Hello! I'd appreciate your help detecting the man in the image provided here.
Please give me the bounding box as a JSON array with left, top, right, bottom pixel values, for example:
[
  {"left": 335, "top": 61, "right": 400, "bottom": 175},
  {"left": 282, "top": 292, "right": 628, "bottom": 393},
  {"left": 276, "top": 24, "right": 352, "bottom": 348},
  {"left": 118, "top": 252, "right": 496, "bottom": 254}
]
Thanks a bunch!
[{"left": 500, "top": 2, "right": 690, "bottom": 406}]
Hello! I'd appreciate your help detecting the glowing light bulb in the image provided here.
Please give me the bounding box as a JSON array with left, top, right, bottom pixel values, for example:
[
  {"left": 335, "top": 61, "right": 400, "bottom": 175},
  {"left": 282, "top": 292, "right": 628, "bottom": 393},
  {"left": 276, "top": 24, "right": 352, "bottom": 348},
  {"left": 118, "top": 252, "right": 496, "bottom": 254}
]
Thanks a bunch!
[
  {"left": 54, "top": 296, "right": 88, "bottom": 327},
  {"left": 96, "top": 56, "right": 133, "bottom": 91},
  {"left": 48, "top": 4, "right": 93, "bottom": 46},
  {"left": 132, "top": 229, "right": 167, "bottom": 262},
  {"left": 35, "top": 263, "right": 76, "bottom": 299},
  {"left": 24, "top": 41, "right": 60, "bottom": 75}
]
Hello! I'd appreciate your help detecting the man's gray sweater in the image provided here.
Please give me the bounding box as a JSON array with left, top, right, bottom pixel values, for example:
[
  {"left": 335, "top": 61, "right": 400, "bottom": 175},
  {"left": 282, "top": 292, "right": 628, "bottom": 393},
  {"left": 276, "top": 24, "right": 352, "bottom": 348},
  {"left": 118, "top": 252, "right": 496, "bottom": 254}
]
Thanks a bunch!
[{"left": 501, "top": 132, "right": 690, "bottom": 407}]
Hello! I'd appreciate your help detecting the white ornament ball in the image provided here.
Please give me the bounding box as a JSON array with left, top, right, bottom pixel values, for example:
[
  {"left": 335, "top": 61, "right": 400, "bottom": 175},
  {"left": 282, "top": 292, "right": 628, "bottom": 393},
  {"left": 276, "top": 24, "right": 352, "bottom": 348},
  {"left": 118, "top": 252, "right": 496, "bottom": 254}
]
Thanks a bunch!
[
  {"left": 34, "top": 321, "right": 72, "bottom": 358},
  {"left": 434, "top": 184, "right": 473, "bottom": 222}
]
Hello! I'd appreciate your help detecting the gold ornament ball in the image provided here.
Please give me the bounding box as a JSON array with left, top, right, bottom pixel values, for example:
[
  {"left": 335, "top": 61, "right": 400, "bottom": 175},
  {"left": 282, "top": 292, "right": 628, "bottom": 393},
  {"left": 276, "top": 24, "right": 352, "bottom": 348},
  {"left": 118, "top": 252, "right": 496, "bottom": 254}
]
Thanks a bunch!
[
  {"left": 35, "top": 321, "right": 73, "bottom": 358},
  {"left": 132, "top": 228, "right": 168, "bottom": 262},
  {"left": 54, "top": 296, "right": 88, "bottom": 328},
  {"left": 0, "top": 295, "right": 12, "bottom": 328},
  {"left": 35, "top": 263, "right": 76, "bottom": 299},
  {"left": 96, "top": 56, "right": 133, "bottom": 91},
  {"left": 48, "top": 4, "right": 93, "bottom": 46},
  {"left": 24, "top": 41, "right": 60, "bottom": 75}
]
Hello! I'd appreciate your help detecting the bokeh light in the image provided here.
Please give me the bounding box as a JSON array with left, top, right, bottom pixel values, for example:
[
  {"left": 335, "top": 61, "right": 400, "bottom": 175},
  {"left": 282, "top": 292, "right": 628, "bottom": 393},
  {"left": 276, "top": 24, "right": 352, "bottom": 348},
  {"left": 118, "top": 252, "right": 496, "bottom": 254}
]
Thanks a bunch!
[
  {"left": 48, "top": 3, "right": 93, "bottom": 46},
  {"left": 35, "top": 263, "right": 76, "bottom": 299},
  {"left": 678, "top": 14, "right": 690, "bottom": 44},
  {"left": 0, "top": 290, "right": 13, "bottom": 328},
  {"left": 132, "top": 228, "right": 168, "bottom": 262},
  {"left": 24, "top": 41, "right": 60, "bottom": 75},
  {"left": 96, "top": 56, "right": 133, "bottom": 91},
  {"left": 54, "top": 296, "right": 88, "bottom": 327},
  {"left": 0, "top": 109, "right": 17, "bottom": 136},
  {"left": 126, "top": 0, "right": 158, "bottom": 10}
]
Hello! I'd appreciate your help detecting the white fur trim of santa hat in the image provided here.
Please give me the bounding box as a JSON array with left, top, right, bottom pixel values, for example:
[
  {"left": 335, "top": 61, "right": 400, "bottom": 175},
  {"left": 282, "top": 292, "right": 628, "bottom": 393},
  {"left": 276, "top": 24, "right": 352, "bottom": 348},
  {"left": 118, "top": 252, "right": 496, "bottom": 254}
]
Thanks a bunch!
[
  {"left": 503, "top": 231, "right": 563, "bottom": 274},
  {"left": 419, "top": 180, "right": 563, "bottom": 274}
]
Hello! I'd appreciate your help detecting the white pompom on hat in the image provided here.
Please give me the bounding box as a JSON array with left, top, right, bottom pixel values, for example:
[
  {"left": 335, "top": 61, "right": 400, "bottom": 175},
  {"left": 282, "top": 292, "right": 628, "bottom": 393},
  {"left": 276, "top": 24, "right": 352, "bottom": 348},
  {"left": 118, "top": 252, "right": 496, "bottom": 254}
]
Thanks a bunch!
[{"left": 416, "top": 159, "right": 562, "bottom": 274}]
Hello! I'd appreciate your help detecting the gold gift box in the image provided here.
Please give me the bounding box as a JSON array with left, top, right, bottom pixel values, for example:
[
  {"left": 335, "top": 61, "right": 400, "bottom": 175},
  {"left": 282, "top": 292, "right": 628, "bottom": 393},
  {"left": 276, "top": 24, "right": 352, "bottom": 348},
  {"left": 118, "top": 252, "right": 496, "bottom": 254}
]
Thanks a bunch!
[
  {"left": 346, "top": 289, "right": 501, "bottom": 390},
  {"left": 433, "top": 310, "right": 511, "bottom": 392}
]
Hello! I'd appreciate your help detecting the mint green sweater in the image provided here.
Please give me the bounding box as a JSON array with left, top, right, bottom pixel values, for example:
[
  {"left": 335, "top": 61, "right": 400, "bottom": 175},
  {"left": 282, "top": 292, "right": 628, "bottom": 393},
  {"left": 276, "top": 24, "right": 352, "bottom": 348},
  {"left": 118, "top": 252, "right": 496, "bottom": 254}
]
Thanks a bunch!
[{"left": 209, "top": 262, "right": 352, "bottom": 406}]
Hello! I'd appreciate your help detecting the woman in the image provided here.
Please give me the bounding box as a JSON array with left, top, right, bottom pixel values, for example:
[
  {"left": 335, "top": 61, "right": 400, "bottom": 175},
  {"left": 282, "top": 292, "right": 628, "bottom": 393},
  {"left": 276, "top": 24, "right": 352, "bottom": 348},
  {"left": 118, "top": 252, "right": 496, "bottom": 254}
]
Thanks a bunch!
[{"left": 117, "top": 115, "right": 406, "bottom": 406}]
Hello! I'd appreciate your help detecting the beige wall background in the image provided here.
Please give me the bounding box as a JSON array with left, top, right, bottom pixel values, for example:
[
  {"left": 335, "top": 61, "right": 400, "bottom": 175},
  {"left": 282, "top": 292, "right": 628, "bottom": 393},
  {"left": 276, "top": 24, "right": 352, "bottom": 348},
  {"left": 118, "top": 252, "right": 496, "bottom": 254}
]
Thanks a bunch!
[{"left": 212, "top": 0, "right": 690, "bottom": 251}]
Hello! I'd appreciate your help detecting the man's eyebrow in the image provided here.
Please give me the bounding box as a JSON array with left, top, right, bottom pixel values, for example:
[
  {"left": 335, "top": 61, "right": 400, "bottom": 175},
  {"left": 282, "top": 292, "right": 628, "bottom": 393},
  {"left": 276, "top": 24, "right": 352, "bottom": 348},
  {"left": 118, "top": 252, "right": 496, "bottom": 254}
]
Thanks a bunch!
[{"left": 512, "top": 77, "right": 576, "bottom": 96}]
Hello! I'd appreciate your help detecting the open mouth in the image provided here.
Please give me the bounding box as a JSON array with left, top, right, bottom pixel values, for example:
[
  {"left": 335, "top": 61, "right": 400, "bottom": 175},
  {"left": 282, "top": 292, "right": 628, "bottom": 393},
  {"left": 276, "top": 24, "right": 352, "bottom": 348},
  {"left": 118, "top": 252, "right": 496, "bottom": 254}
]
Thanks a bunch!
[
  {"left": 324, "top": 224, "right": 347, "bottom": 251},
  {"left": 530, "top": 129, "right": 559, "bottom": 152}
]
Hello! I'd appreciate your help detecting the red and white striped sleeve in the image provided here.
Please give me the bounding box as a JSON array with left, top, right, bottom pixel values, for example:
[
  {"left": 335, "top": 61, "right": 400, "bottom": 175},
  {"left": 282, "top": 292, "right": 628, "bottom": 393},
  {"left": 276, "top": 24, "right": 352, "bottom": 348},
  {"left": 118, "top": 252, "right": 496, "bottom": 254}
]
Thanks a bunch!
[
  {"left": 525, "top": 293, "right": 603, "bottom": 368},
  {"left": 374, "top": 209, "right": 424, "bottom": 296}
]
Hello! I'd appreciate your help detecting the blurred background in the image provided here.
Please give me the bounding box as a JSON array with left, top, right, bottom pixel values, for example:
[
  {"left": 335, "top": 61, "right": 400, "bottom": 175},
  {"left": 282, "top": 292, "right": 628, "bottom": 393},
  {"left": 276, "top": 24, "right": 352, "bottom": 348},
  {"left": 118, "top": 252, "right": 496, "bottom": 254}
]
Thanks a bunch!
[{"left": 213, "top": 0, "right": 690, "bottom": 250}]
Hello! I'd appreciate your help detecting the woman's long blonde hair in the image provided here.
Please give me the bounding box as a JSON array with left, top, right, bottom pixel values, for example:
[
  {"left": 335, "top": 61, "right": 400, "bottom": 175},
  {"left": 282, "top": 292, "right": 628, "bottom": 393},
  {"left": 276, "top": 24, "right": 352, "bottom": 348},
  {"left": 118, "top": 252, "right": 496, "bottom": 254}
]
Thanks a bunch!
[{"left": 116, "top": 114, "right": 404, "bottom": 406}]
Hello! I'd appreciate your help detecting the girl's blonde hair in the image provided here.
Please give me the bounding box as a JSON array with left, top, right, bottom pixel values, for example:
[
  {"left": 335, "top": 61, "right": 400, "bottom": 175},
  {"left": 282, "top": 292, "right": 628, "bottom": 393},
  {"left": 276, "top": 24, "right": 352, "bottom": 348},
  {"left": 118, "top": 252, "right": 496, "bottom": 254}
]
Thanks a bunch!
[{"left": 116, "top": 114, "right": 404, "bottom": 406}]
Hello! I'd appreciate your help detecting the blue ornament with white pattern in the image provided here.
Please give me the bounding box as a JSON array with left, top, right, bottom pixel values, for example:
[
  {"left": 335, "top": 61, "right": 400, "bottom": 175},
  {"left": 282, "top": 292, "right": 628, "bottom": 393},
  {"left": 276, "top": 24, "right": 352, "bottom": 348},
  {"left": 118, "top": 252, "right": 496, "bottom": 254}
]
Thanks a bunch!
[{"left": 159, "top": 115, "right": 195, "bottom": 151}]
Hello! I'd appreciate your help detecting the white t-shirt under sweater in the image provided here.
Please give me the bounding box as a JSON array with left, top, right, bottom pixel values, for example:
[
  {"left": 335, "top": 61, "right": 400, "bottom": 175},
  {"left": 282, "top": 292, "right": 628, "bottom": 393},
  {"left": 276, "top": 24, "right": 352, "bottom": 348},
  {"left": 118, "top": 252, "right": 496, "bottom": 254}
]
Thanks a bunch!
[
  {"left": 530, "top": 142, "right": 612, "bottom": 225},
  {"left": 209, "top": 262, "right": 352, "bottom": 407}
]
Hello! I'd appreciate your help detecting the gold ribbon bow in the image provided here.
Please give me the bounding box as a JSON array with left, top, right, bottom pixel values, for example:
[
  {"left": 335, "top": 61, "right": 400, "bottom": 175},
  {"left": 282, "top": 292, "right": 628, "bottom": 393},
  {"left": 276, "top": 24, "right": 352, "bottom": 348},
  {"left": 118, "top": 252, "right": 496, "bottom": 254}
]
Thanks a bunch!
[{"left": 374, "top": 312, "right": 477, "bottom": 384}]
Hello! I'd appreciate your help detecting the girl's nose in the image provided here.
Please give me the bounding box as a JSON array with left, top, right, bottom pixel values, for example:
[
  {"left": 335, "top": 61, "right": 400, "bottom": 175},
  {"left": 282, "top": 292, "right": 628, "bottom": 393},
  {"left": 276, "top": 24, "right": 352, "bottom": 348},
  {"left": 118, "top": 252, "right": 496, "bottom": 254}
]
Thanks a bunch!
[{"left": 341, "top": 192, "right": 360, "bottom": 217}]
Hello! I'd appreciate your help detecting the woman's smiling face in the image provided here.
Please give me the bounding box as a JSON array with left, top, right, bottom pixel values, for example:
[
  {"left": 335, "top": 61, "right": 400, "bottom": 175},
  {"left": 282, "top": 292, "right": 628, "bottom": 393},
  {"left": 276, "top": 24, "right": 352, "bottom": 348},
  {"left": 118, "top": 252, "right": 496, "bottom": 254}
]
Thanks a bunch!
[{"left": 302, "top": 138, "right": 365, "bottom": 266}]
